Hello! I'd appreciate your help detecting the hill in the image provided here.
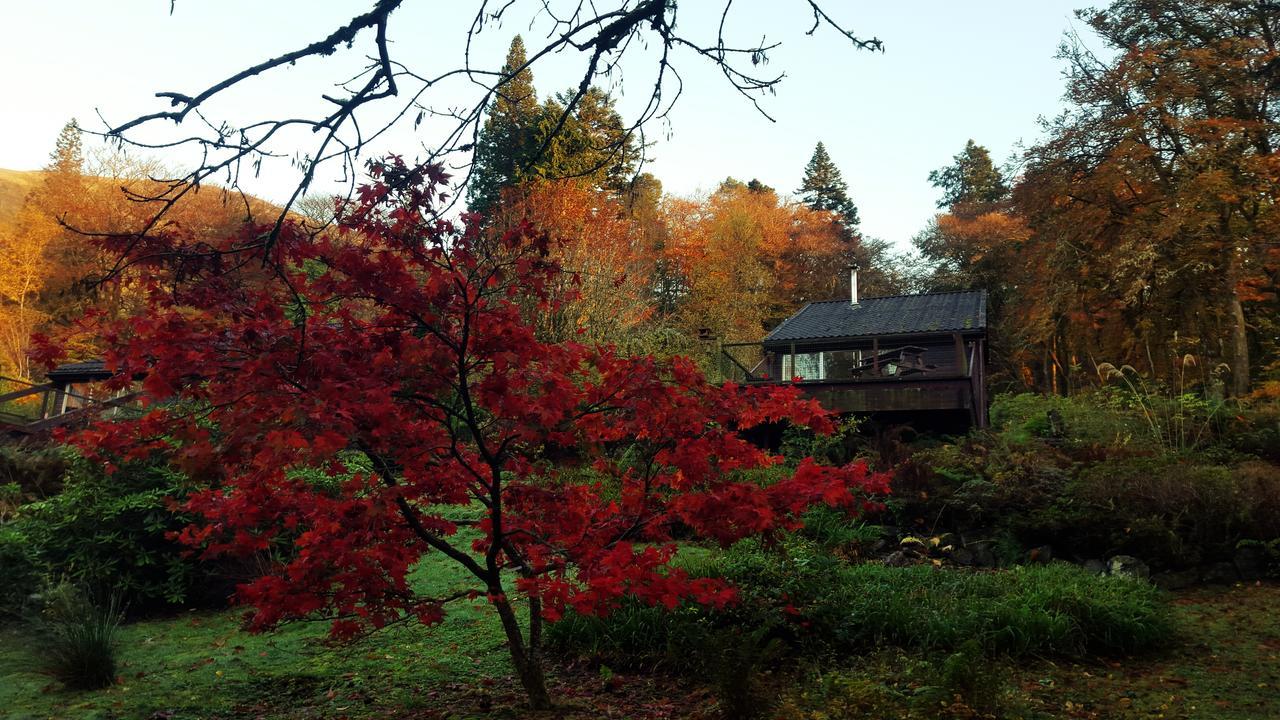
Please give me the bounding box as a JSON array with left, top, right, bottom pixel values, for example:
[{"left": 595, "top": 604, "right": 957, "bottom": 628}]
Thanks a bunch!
[{"left": 0, "top": 168, "right": 41, "bottom": 225}]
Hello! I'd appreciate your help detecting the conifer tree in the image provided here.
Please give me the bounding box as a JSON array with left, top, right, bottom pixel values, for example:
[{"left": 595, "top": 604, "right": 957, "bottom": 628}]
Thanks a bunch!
[
  {"left": 927, "top": 139, "right": 1008, "bottom": 208},
  {"left": 49, "top": 119, "right": 84, "bottom": 175},
  {"left": 530, "top": 87, "right": 639, "bottom": 195},
  {"left": 468, "top": 36, "right": 540, "bottom": 215},
  {"left": 797, "top": 142, "right": 860, "bottom": 230}
]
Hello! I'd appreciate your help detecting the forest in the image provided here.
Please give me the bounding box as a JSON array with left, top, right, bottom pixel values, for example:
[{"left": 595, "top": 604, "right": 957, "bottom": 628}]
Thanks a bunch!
[{"left": 1, "top": 1, "right": 1279, "bottom": 719}]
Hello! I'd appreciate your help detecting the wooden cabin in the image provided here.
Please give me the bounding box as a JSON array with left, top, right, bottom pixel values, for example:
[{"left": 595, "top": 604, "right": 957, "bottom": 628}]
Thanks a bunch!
[{"left": 725, "top": 275, "right": 989, "bottom": 428}]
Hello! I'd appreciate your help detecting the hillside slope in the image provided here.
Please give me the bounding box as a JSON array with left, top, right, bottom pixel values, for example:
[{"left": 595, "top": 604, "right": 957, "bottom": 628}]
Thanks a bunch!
[{"left": 0, "top": 168, "right": 40, "bottom": 225}]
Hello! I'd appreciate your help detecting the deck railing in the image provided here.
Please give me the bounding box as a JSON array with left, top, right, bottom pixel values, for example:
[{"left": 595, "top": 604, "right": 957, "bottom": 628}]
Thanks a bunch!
[{"left": 0, "top": 375, "right": 139, "bottom": 434}]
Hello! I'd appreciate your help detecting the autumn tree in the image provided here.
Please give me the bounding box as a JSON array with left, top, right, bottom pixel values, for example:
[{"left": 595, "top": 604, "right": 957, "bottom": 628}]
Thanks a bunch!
[
  {"left": 487, "top": 179, "right": 652, "bottom": 344},
  {"left": 53, "top": 160, "right": 887, "bottom": 709},
  {"left": 797, "top": 141, "right": 860, "bottom": 230},
  {"left": 1015, "top": 0, "right": 1280, "bottom": 394},
  {"left": 662, "top": 179, "right": 894, "bottom": 348},
  {"left": 0, "top": 222, "right": 50, "bottom": 381}
]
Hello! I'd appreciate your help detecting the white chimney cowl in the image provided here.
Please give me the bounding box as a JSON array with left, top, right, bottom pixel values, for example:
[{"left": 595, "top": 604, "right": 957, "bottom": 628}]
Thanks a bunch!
[{"left": 848, "top": 264, "right": 860, "bottom": 305}]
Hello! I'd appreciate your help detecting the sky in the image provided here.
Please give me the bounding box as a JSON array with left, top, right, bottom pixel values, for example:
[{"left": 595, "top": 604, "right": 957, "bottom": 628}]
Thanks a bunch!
[{"left": 0, "top": 1, "right": 1094, "bottom": 250}]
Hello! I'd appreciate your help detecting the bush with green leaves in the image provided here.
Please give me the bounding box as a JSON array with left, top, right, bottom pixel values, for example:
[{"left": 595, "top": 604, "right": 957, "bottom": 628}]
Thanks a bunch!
[
  {"left": 899, "top": 393, "right": 1280, "bottom": 571},
  {"left": 14, "top": 456, "right": 211, "bottom": 610},
  {"left": 548, "top": 540, "right": 1173, "bottom": 671},
  {"left": 0, "top": 524, "right": 41, "bottom": 615}
]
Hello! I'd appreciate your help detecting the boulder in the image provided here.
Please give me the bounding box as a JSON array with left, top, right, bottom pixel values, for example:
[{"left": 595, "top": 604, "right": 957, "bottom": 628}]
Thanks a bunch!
[
  {"left": 1082, "top": 559, "right": 1106, "bottom": 576},
  {"left": 949, "top": 547, "right": 975, "bottom": 566},
  {"left": 883, "top": 550, "right": 912, "bottom": 567},
  {"left": 1152, "top": 569, "right": 1201, "bottom": 591},
  {"left": 1202, "top": 561, "right": 1238, "bottom": 585},
  {"left": 1107, "top": 555, "right": 1150, "bottom": 580},
  {"left": 1234, "top": 546, "right": 1269, "bottom": 582},
  {"left": 971, "top": 545, "right": 997, "bottom": 568}
]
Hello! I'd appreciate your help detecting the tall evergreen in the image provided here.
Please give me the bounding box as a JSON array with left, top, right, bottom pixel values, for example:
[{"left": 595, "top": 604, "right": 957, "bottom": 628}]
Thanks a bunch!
[
  {"left": 797, "top": 142, "right": 860, "bottom": 230},
  {"left": 927, "top": 139, "right": 1008, "bottom": 208},
  {"left": 531, "top": 87, "right": 640, "bottom": 195},
  {"left": 468, "top": 36, "right": 541, "bottom": 215},
  {"left": 48, "top": 119, "right": 84, "bottom": 175}
]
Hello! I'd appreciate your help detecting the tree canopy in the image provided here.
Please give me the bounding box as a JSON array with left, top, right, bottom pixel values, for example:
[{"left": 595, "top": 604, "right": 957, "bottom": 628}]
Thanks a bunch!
[{"left": 927, "top": 139, "right": 1008, "bottom": 208}]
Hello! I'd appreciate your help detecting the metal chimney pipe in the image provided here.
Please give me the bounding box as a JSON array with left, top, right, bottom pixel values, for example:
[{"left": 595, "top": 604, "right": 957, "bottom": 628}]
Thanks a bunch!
[{"left": 848, "top": 263, "right": 860, "bottom": 305}]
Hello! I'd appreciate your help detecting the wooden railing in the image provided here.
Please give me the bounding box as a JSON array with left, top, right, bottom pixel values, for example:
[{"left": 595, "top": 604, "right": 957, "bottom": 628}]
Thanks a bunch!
[{"left": 0, "top": 375, "right": 139, "bottom": 434}]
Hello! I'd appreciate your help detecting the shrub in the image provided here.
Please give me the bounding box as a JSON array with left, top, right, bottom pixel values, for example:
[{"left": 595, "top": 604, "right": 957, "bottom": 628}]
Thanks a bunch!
[
  {"left": 735, "top": 545, "right": 1172, "bottom": 657},
  {"left": 549, "top": 541, "right": 1173, "bottom": 669},
  {"left": 16, "top": 456, "right": 212, "bottom": 610},
  {"left": 989, "top": 392, "right": 1148, "bottom": 450},
  {"left": 797, "top": 505, "right": 880, "bottom": 554},
  {"left": 0, "top": 524, "right": 40, "bottom": 615},
  {"left": 1071, "top": 458, "right": 1280, "bottom": 567},
  {"left": 0, "top": 444, "right": 73, "bottom": 499},
  {"left": 38, "top": 582, "right": 123, "bottom": 690}
]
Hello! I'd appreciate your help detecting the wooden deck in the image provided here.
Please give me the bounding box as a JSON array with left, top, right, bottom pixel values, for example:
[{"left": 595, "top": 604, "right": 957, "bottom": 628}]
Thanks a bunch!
[{"left": 722, "top": 338, "right": 989, "bottom": 427}]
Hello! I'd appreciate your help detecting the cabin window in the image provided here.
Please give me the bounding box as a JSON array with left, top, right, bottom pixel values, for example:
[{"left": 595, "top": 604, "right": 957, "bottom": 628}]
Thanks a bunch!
[
  {"left": 781, "top": 350, "right": 866, "bottom": 380},
  {"left": 822, "top": 350, "right": 863, "bottom": 379},
  {"left": 782, "top": 352, "right": 824, "bottom": 380}
]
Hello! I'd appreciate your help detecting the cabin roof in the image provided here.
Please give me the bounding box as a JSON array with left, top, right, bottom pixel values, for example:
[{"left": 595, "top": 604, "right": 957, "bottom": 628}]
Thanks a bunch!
[
  {"left": 47, "top": 359, "right": 111, "bottom": 382},
  {"left": 763, "top": 290, "right": 987, "bottom": 345}
]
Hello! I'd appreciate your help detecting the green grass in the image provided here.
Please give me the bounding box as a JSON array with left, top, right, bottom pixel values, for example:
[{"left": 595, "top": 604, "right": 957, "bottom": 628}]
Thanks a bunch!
[{"left": 0, "top": 541, "right": 516, "bottom": 719}]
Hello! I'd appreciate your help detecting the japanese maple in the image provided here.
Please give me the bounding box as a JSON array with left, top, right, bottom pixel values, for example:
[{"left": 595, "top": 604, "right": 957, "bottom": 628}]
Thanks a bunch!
[{"left": 52, "top": 158, "right": 887, "bottom": 708}]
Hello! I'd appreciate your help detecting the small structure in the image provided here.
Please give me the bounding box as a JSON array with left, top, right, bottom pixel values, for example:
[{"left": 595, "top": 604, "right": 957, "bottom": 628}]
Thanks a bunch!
[
  {"left": 0, "top": 360, "right": 131, "bottom": 435},
  {"left": 722, "top": 268, "right": 989, "bottom": 427}
]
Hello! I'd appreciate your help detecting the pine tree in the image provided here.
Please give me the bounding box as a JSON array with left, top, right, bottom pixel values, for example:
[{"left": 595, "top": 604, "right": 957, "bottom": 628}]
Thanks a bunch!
[
  {"left": 927, "top": 139, "right": 1008, "bottom": 208},
  {"left": 797, "top": 142, "right": 860, "bottom": 230},
  {"left": 468, "top": 36, "right": 541, "bottom": 215},
  {"left": 48, "top": 119, "right": 84, "bottom": 175}
]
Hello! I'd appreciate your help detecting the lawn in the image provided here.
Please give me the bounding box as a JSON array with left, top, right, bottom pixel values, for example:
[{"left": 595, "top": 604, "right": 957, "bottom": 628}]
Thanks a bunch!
[{"left": 2, "top": 570, "right": 1278, "bottom": 719}]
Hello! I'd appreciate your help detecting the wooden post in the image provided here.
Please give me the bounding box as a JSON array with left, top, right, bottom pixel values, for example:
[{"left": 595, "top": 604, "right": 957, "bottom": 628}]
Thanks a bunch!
[
  {"left": 977, "top": 339, "right": 988, "bottom": 428},
  {"left": 952, "top": 333, "right": 968, "bottom": 376},
  {"left": 872, "top": 338, "right": 880, "bottom": 376},
  {"left": 789, "top": 342, "right": 797, "bottom": 382},
  {"left": 52, "top": 383, "right": 69, "bottom": 416}
]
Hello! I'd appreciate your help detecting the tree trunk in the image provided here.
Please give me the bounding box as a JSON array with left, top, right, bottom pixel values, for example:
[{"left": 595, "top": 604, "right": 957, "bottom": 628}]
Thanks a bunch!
[
  {"left": 1229, "top": 292, "right": 1250, "bottom": 397},
  {"left": 492, "top": 591, "right": 552, "bottom": 710}
]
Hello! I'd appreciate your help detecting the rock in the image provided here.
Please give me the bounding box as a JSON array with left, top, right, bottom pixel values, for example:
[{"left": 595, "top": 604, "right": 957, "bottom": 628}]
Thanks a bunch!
[
  {"left": 1082, "top": 559, "right": 1106, "bottom": 576},
  {"left": 1027, "top": 545, "right": 1053, "bottom": 564},
  {"left": 1234, "top": 546, "right": 1269, "bottom": 581},
  {"left": 971, "top": 545, "right": 997, "bottom": 568},
  {"left": 883, "top": 550, "right": 912, "bottom": 567},
  {"left": 1202, "top": 561, "right": 1238, "bottom": 585},
  {"left": 870, "top": 538, "right": 894, "bottom": 556},
  {"left": 1107, "top": 555, "right": 1150, "bottom": 580},
  {"left": 950, "top": 547, "right": 975, "bottom": 566},
  {"left": 1152, "top": 569, "right": 1201, "bottom": 591}
]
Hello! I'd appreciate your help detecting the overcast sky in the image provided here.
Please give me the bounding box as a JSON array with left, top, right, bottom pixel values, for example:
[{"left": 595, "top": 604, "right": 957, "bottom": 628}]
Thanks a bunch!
[{"left": 0, "top": 1, "right": 1094, "bottom": 249}]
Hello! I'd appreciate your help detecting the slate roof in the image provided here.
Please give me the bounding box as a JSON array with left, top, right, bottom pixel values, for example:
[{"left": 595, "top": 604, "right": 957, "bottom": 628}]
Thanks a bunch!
[
  {"left": 47, "top": 359, "right": 111, "bottom": 381},
  {"left": 763, "top": 291, "right": 987, "bottom": 345}
]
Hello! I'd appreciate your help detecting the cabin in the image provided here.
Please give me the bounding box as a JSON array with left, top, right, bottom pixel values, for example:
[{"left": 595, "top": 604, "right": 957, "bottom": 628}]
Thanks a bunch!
[{"left": 723, "top": 268, "right": 989, "bottom": 428}]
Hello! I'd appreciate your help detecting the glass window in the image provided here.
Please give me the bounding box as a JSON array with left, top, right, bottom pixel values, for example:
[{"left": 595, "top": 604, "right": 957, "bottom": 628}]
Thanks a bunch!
[{"left": 782, "top": 352, "right": 824, "bottom": 380}]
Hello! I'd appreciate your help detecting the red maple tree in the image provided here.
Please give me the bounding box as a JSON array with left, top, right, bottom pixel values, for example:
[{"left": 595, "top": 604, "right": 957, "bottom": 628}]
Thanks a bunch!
[{"left": 51, "top": 158, "right": 888, "bottom": 708}]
